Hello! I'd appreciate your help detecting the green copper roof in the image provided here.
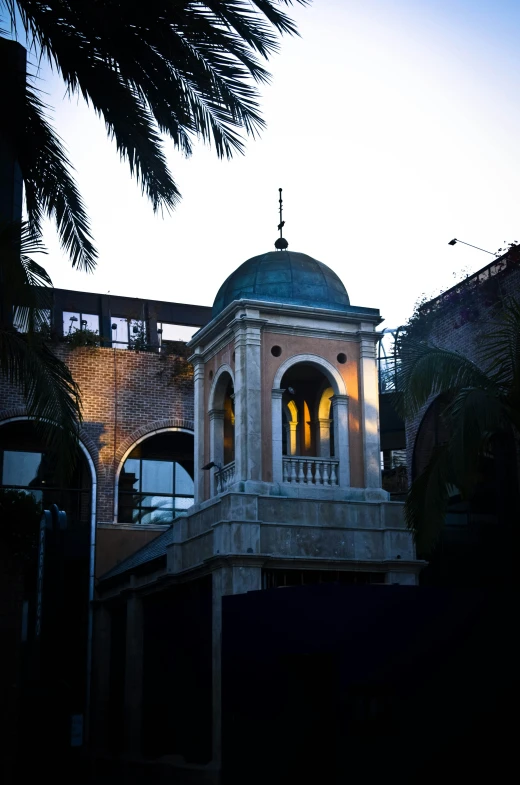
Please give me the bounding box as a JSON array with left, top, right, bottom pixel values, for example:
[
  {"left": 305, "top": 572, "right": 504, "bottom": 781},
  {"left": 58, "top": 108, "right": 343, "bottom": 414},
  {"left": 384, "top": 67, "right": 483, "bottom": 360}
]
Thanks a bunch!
[{"left": 212, "top": 251, "right": 350, "bottom": 317}]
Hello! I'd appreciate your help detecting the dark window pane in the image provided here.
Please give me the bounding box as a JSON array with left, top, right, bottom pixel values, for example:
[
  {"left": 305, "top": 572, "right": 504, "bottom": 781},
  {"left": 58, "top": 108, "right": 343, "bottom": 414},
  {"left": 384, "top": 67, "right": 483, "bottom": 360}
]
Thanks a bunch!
[
  {"left": 141, "top": 460, "right": 173, "bottom": 494},
  {"left": 2, "top": 450, "right": 43, "bottom": 487},
  {"left": 141, "top": 495, "right": 174, "bottom": 510},
  {"left": 14, "top": 307, "right": 51, "bottom": 333},
  {"left": 175, "top": 497, "right": 194, "bottom": 511},
  {"left": 175, "top": 463, "right": 194, "bottom": 496},
  {"left": 2, "top": 486, "right": 43, "bottom": 505},
  {"left": 112, "top": 317, "right": 128, "bottom": 345},
  {"left": 82, "top": 314, "right": 99, "bottom": 333},
  {"left": 121, "top": 459, "right": 140, "bottom": 490},
  {"left": 140, "top": 509, "right": 174, "bottom": 525},
  {"left": 159, "top": 322, "right": 198, "bottom": 342},
  {"left": 118, "top": 493, "right": 137, "bottom": 523},
  {"left": 130, "top": 319, "right": 146, "bottom": 342},
  {"left": 63, "top": 311, "right": 80, "bottom": 334}
]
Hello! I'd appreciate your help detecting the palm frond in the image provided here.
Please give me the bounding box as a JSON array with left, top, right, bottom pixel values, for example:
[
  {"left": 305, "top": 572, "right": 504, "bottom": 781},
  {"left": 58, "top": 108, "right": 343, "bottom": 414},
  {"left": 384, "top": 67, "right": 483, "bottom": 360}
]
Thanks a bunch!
[
  {"left": 478, "top": 297, "right": 520, "bottom": 397},
  {"left": 0, "top": 217, "right": 81, "bottom": 476},
  {"left": 0, "top": 32, "right": 97, "bottom": 271},
  {"left": 404, "top": 444, "right": 453, "bottom": 554},
  {"left": 445, "top": 386, "right": 504, "bottom": 498},
  {"left": 0, "top": 326, "right": 82, "bottom": 477},
  {"left": 0, "top": 220, "right": 51, "bottom": 331},
  {"left": 396, "top": 340, "right": 495, "bottom": 418},
  {"left": 9, "top": 1, "right": 306, "bottom": 214},
  {"left": 21, "top": 86, "right": 97, "bottom": 271}
]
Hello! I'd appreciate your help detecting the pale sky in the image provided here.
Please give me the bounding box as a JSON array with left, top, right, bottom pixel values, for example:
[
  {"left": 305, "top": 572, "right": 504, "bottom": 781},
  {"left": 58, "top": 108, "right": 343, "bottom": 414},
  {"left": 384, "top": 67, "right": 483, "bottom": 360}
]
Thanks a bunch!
[{"left": 30, "top": 0, "right": 520, "bottom": 329}]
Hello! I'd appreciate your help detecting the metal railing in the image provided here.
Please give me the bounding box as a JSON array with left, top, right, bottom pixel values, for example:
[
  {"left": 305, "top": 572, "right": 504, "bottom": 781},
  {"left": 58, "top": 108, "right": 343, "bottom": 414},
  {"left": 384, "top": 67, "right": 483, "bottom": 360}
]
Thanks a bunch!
[{"left": 215, "top": 461, "right": 235, "bottom": 493}]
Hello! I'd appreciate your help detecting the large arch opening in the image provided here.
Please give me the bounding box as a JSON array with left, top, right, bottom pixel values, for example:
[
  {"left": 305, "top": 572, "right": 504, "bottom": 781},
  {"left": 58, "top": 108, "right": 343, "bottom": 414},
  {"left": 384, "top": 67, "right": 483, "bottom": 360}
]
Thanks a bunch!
[
  {"left": 118, "top": 431, "right": 194, "bottom": 525},
  {"left": 0, "top": 419, "right": 92, "bottom": 526},
  {"left": 0, "top": 419, "right": 94, "bottom": 733},
  {"left": 413, "top": 395, "right": 518, "bottom": 587}
]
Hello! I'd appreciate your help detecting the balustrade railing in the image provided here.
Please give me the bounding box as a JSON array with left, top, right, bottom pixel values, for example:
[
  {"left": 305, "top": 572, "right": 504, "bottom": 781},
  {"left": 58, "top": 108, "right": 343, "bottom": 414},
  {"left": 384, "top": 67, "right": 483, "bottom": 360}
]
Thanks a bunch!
[
  {"left": 215, "top": 461, "right": 235, "bottom": 493},
  {"left": 282, "top": 456, "right": 339, "bottom": 486}
]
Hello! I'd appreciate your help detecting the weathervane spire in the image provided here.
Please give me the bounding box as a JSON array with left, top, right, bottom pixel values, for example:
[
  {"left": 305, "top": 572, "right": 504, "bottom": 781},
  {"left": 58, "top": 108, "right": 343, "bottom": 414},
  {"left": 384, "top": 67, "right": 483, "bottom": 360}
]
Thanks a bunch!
[{"left": 274, "top": 187, "right": 289, "bottom": 250}]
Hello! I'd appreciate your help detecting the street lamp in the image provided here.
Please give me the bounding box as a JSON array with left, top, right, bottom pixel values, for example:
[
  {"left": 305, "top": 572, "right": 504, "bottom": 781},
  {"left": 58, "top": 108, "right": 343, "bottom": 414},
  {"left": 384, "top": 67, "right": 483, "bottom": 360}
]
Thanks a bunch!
[{"left": 448, "top": 238, "right": 497, "bottom": 256}]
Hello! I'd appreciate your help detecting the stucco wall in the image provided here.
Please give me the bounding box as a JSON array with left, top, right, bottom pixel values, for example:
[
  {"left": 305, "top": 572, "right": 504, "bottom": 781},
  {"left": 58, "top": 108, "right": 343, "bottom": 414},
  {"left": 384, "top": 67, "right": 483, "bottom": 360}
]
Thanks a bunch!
[{"left": 260, "top": 333, "right": 363, "bottom": 485}]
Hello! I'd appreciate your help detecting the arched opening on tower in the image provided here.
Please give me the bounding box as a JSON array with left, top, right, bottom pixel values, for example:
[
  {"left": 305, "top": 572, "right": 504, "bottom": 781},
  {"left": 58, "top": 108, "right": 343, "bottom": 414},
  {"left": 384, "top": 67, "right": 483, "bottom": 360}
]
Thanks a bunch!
[
  {"left": 209, "top": 369, "right": 235, "bottom": 493},
  {"left": 279, "top": 364, "right": 338, "bottom": 486},
  {"left": 222, "top": 378, "right": 235, "bottom": 467}
]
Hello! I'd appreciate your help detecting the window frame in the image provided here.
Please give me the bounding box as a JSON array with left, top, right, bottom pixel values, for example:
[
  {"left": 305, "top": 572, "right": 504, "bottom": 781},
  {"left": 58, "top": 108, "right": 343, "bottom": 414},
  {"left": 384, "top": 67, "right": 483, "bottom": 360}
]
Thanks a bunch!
[
  {"left": 118, "top": 455, "right": 194, "bottom": 525},
  {"left": 63, "top": 310, "right": 100, "bottom": 336},
  {"left": 111, "top": 316, "right": 147, "bottom": 348}
]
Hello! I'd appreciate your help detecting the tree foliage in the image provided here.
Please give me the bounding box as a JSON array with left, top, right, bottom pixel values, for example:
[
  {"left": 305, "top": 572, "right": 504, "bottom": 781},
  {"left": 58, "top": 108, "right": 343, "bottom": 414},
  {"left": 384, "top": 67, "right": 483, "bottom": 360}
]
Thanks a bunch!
[
  {"left": 0, "top": 221, "right": 82, "bottom": 476},
  {"left": 1, "top": 1, "right": 307, "bottom": 269},
  {"left": 396, "top": 298, "right": 520, "bottom": 553}
]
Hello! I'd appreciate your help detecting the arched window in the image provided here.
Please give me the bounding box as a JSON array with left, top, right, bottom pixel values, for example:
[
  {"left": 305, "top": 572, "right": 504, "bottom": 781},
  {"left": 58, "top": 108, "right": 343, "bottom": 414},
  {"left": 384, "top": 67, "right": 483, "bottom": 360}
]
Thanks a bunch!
[
  {"left": 118, "top": 431, "right": 194, "bottom": 525},
  {"left": 0, "top": 420, "right": 92, "bottom": 527},
  {"left": 0, "top": 419, "right": 93, "bottom": 715}
]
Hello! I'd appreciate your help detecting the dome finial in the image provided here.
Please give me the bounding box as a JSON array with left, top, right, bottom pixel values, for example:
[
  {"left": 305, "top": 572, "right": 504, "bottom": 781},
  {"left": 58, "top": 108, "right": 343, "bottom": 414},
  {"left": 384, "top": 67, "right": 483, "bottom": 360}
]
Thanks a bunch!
[{"left": 275, "top": 187, "right": 288, "bottom": 251}]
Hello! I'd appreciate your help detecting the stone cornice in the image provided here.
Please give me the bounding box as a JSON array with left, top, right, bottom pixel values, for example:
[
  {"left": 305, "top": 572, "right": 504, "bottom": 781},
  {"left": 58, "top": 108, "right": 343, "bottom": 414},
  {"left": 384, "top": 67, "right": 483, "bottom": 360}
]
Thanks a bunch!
[
  {"left": 188, "top": 327, "right": 235, "bottom": 365},
  {"left": 263, "top": 324, "right": 359, "bottom": 341},
  {"left": 188, "top": 298, "right": 382, "bottom": 351},
  {"left": 356, "top": 330, "right": 380, "bottom": 342}
]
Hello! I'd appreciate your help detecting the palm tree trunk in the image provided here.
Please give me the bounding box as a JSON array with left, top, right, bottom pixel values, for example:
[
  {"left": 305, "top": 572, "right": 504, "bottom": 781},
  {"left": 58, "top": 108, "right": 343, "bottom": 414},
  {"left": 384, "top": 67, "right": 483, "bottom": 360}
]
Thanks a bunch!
[{"left": 0, "top": 38, "right": 26, "bottom": 329}]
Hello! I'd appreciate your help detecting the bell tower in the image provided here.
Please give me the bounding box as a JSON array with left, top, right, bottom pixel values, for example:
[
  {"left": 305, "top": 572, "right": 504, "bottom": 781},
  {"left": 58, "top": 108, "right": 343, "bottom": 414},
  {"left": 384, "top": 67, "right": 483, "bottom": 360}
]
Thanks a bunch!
[
  {"left": 189, "top": 201, "right": 386, "bottom": 504},
  {"left": 171, "top": 200, "right": 422, "bottom": 769}
]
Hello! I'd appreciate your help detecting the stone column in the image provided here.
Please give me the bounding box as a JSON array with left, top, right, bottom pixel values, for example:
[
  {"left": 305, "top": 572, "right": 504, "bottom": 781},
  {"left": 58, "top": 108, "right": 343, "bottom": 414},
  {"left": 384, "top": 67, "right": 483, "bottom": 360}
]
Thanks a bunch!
[
  {"left": 271, "top": 388, "right": 285, "bottom": 483},
  {"left": 192, "top": 354, "right": 205, "bottom": 503},
  {"left": 317, "top": 417, "right": 332, "bottom": 458},
  {"left": 233, "top": 312, "right": 264, "bottom": 483},
  {"left": 209, "top": 408, "right": 225, "bottom": 495},
  {"left": 123, "top": 593, "right": 144, "bottom": 756},
  {"left": 211, "top": 564, "right": 262, "bottom": 766},
  {"left": 331, "top": 394, "right": 350, "bottom": 487},
  {"left": 359, "top": 332, "right": 382, "bottom": 488},
  {"left": 287, "top": 420, "right": 299, "bottom": 456}
]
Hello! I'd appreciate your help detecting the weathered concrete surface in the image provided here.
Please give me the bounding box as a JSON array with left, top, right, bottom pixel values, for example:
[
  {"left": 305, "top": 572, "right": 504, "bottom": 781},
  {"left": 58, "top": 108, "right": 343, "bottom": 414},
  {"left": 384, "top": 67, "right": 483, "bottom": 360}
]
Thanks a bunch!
[{"left": 166, "top": 491, "right": 420, "bottom": 584}]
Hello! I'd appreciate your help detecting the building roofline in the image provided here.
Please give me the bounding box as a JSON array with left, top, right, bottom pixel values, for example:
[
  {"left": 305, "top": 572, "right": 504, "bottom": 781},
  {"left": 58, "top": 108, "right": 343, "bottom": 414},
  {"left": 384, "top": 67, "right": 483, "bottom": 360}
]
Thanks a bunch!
[{"left": 419, "top": 245, "right": 520, "bottom": 314}]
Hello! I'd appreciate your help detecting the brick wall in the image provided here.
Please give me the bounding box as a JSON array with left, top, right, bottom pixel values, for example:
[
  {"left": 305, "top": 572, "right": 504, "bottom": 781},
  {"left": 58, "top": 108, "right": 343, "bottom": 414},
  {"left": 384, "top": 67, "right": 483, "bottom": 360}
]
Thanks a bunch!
[
  {"left": 405, "top": 258, "right": 520, "bottom": 475},
  {"left": 0, "top": 343, "right": 195, "bottom": 573}
]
